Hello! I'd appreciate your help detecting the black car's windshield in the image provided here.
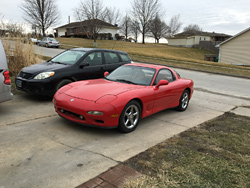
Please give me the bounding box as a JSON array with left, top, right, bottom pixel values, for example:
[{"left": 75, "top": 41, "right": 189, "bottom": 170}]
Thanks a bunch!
[
  {"left": 50, "top": 50, "right": 86, "bottom": 65},
  {"left": 106, "top": 65, "right": 156, "bottom": 86}
]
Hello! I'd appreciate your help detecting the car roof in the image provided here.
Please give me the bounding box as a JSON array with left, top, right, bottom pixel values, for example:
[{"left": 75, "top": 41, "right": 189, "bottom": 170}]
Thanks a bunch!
[{"left": 70, "top": 48, "right": 128, "bottom": 54}]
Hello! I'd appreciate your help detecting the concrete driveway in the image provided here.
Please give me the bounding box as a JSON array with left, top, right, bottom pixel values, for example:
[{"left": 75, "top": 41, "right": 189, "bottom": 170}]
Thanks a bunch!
[{"left": 0, "top": 69, "right": 250, "bottom": 187}]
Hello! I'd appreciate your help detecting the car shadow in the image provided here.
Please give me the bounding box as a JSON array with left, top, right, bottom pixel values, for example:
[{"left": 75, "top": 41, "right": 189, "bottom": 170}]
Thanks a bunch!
[
  {"left": 58, "top": 118, "right": 119, "bottom": 136},
  {"left": 19, "top": 93, "right": 53, "bottom": 102}
]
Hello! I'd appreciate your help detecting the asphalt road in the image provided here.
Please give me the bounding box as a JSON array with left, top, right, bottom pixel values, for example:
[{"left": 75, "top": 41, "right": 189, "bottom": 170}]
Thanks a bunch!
[
  {"left": 0, "top": 46, "right": 250, "bottom": 187},
  {"left": 35, "top": 45, "right": 65, "bottom": 58}
]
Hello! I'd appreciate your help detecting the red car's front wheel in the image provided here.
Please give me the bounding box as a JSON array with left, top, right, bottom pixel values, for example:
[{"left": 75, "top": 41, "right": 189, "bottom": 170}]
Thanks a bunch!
[
  {"left": 177, "top": 89, "right": 190, "bottom": 111},
  {"left": 118, "top": 100, "right": 141, "bottom": 133}
]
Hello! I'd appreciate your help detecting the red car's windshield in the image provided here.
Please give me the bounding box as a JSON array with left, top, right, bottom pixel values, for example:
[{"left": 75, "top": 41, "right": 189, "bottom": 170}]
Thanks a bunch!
[{"left": 106, "top": 65, "right": 156, "bottom": 86}]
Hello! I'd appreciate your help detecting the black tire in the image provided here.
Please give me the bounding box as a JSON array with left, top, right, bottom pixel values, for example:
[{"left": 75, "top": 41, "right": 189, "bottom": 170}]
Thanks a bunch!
[
  {"left": 45, "top": 43, "right": 49, "bottom": 48},
  {"left": 118, "top": 100, "right": 141, "bottom": 133},
  {"left": 177, "top": 89, "right": 190, "bottom": 111},
  {"left": 56, "top": 79, "right": 72, "bottom": 92}
]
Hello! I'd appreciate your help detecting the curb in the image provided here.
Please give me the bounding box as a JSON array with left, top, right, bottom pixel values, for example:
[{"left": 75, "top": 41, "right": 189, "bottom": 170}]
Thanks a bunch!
[{"left": 77, "top": 164, "right": 142, "bottom": 188}]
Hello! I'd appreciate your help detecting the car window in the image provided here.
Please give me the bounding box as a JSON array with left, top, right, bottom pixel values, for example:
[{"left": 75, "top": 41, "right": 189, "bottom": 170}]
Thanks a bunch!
[
  {"left": 82, "top": 52, "right": 102, "bottom": 66},
  {"left": 104, "top": 52, "right": 120, "bottom": 64},
  {"left": 119, "top": 54, "right": 131, "bottom": 62},
  {"left": 51, "top": 50, "right": 86, "bottom": 65},
  {"left": 49, "top": 38, "right": 56, "bottom": 42},
  {"left": 154, "top": 69, "right": 176, "bottom": 85},
  {"left": 106, "top": 65, "right": 156, "bottom": 86}
]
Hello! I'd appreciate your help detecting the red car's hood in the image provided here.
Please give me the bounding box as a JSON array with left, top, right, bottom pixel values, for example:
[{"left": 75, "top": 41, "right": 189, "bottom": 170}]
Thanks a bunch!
[{"left": 63, "top": 79, "right": 141, "bottom": 101}]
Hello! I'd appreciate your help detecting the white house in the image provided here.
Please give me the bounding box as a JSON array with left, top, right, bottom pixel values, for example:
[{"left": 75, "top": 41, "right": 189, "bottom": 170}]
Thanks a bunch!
[{"left": 167, "top": 31, "right": 231, "bottom": 48}]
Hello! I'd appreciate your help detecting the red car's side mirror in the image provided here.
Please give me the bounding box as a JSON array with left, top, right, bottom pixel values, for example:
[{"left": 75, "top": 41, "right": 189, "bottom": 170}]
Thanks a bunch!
[
  {"left": 104, "top": 71, "right": 109, "bottom": 77},
  {"left": 155, "top": 80, "right": 169, "bottom": 89}
]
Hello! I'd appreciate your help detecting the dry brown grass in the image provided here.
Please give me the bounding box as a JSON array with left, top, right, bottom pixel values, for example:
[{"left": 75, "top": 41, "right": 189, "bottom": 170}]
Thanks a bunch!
[
  {"left": 57, "top": 38, "right": 210, "bottom": 62},
  {"left": 124, "top": 113, "right": 250, "bottom": 188},
  {"left": 2, "top": 38, "right": 40, "bottom": 76},
  {"left": 57, "top": 38, "right": 250, "bottom": 78}
]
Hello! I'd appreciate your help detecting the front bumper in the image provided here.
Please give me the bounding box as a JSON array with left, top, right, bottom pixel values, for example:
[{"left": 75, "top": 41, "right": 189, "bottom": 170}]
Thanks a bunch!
[
  {"left": 53, "top": 93, "right": 120, "bottom": 128},
  {"left": 0, "top": 87, "right": 13, "bottom": 103},
  {"left": 15, "top": 77, "right": 55, "bottom": 96}
]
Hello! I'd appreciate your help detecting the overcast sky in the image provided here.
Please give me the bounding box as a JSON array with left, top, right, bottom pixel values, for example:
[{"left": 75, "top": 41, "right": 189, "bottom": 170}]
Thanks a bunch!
[{"left": 1, "top": 0, "right": 250, "bottom": 36}]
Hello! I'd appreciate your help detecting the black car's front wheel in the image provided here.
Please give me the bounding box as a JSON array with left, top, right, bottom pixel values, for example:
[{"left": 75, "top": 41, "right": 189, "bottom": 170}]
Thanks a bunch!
[
  {"left": 118, "top": 100, "right": 141, "bottom": 133},
  {"left": 56, "top": 79, "right": 72, "bottom": 92},
  {"left": 177, "top": 89, "right": 190, "bottom": 111}
]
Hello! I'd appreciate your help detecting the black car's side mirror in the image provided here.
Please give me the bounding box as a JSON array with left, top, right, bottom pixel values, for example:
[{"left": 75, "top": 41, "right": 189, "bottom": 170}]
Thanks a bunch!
[{"left": 79, "top": 62, "right": 89, "bottom": 68}]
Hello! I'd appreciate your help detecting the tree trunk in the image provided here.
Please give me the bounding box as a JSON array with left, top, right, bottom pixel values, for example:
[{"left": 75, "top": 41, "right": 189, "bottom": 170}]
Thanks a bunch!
[
  {"left": 142, "top": 32, "right": 145, "bottom": 44},
  {"left": 42, "top": 27, "right": 45, "bottom": 37}
]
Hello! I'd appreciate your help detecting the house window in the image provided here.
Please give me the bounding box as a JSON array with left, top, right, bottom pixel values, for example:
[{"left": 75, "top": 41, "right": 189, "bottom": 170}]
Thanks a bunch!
[
  {"left": 79, "top": 27, "right": 83, "bottom": 33},
  {"left": 69, "top": 28, "right": 74, "bottom": 34},
  {"left": 86, "top": 27, "right": 90, "bottom": 32}
]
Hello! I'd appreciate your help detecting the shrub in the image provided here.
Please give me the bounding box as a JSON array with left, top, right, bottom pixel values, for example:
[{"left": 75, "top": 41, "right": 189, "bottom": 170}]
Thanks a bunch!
[{"left": 2, "top": 38, "right": 40, "bottom": 77}]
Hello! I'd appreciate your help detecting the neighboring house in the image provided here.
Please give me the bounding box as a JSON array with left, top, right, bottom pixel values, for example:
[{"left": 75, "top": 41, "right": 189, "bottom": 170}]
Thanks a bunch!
[
  {"left": 217, "top": 27, "right": 250, "bottom": 66},
  {"left": 167, "top": 31, "right": 231, "bottom": 52},
  {"left": 55, "top": 19, "right": 119, "bottom": 40}
]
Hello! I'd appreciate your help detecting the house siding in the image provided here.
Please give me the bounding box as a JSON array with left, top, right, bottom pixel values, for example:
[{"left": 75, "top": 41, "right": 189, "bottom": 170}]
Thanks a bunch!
[
  {"left": 57, "top": 28, "right": 66, "bottom": 37},
  {"left": 168, "top": 38, "right": 187, "bottom": 47},
  {"left": 168, "top": 35, "right": 212, "bottom": 47},
  {"left": 219, "top": 30, "right": 250, "bottom": 65}
]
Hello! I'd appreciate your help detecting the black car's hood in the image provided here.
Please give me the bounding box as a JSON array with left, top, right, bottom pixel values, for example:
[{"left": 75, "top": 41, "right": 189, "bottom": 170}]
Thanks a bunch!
[{"left": 22, "top": 61, "right": 69, "bottom": 74}]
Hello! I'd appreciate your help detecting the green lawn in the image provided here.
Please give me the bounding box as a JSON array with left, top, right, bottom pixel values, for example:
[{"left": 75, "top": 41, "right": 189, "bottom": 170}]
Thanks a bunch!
[{"left": 124, "top": 113, "right": 250, "bottom": 188}]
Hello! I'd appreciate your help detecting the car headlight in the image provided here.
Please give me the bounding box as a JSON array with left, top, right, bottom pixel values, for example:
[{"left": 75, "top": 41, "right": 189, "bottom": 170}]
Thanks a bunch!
[
  {"left": 87, "top": 111, "right": 104, "bottom": 116},
  {"left": 34, "top": 72, "right": 55, "bottom": 79}
]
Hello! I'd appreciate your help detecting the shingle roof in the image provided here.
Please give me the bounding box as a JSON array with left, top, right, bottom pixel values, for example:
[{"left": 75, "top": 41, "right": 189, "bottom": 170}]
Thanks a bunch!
[
  {"left": 55, "top": 19, "right": 118, "bottom": 29},
  {"left": 169, "top": 30, "right": 232, "bottom": 39},
  {"left": 217, "top": 27, "right": 250, "bottom": 47}
]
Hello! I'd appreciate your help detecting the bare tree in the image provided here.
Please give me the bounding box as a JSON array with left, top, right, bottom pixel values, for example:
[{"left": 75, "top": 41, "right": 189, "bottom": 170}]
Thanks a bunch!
[
  {"left": 0, "top": 13, "right": 6, "bottom": 37},
  {"left": 131, "top": 0, "right": 161, "bottom": 44},
  {"left": 6, "top": 22, "right": 25, "bottom": 37},
  {"left": 149, "top": 14, "right": 168, "bottom": 43},
  {"left": 183, "top": 24, "right": 202, "bottom": 32},
  {"left": 20, "top": 0, "right": 60, "bottom": 36},
  {"left": 165, "top": 14, "right": 182, "bottom": 37},
  {"left": 130, "top": 20, "right": 140, "bottom": 42},
  {"left": 103, "top": 7, "right": 120, "bottom": 25},
  {"left": 75, "top": 0, "right": 105, "bottom": 45},
  {"left": 120, "top": 14, "right": 131, "bottom": 40}
]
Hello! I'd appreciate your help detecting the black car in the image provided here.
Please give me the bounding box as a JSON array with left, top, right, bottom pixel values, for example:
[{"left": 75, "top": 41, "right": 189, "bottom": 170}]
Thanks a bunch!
[{"left": 16, "top": 48, "right": 132, "bottom": 96}]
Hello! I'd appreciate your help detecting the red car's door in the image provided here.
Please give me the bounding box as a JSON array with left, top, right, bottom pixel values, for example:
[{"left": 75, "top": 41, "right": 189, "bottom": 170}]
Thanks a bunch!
[{"left": 152, "top": 69, "right": 182, "bottom": 113}]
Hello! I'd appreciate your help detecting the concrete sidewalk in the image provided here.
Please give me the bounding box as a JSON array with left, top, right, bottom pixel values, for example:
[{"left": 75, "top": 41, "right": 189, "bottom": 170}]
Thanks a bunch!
[{"left": 78, "top": 105, "right": 250, "bottom": 188}]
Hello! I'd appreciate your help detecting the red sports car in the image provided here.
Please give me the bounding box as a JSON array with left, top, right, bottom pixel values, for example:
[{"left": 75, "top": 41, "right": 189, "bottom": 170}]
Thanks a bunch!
[{"left": 53, "top": 63, "right": 194, "bottom": 133}]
